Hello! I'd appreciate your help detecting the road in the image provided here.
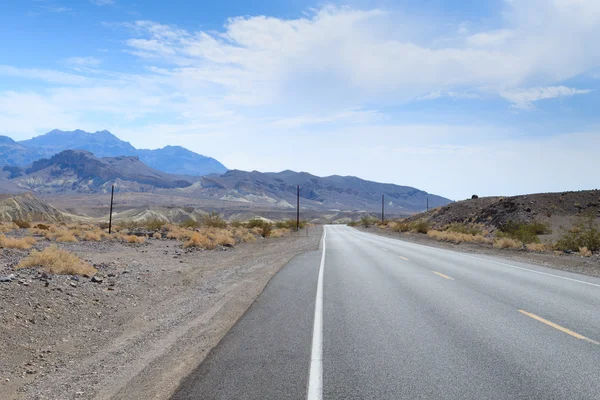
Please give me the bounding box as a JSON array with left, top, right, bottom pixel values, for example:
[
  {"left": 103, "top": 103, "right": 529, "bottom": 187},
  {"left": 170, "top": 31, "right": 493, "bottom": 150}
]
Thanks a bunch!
[{"left": 171, "top": 225, "right": 600, "bottom": 400}]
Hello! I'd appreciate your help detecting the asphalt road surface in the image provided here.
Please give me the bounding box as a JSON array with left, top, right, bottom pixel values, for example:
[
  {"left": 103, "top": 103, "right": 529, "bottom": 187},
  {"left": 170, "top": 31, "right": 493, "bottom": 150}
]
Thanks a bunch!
[{"left": 171, "top": 225, "right": 600, "bottom": 400}]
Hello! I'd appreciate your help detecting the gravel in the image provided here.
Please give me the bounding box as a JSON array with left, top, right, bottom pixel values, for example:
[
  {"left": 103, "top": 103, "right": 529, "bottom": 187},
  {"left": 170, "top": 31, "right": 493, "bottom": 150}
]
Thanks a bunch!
[{"left": 0, "top": 227, "right": 322, "bottom": 400}]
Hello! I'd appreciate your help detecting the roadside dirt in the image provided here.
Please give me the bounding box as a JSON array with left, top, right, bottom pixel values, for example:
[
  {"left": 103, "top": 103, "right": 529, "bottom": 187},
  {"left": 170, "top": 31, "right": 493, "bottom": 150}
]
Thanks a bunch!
[
  {"left": 356, "top": 226, "right": 600, "bottom": 278},
  {"left": 0, "top": 227, "right": 322, "bottom": 400}
]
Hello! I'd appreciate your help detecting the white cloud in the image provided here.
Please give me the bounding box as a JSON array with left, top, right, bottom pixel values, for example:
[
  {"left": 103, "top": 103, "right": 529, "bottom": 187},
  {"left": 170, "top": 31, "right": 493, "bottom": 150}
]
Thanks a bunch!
[
  {"left": 64, "top": 56, "right": 101, "bottom": 68},
  {"left": 0, "top": 65, "right": 88, "bottom": 85},
  {"left": 90, "top": 0, "right": 115, "bottom": 5},
  {"left": 501, "top": 86, "right": 592, "bottom": 109}
]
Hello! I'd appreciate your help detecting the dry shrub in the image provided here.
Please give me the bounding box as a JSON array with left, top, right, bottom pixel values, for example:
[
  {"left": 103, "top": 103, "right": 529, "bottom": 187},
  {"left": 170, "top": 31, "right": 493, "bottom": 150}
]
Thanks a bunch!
[
  {"left": 12, "top": 219, "right": 31, "bottom": 229},
  {"left": 55, "top": 231, "right": 78, "bottom": 242},
  {"left": 427, "top": 230, "right": 492, "bottom": 245},
  {"left": 16, "top": 245, "right": 97, "bottom": 276},
  {"left": 526, "top": 243, "right": 547, "bottom": 252},
  {"left": 153, "top": 232, "right": 162, "bottom": 239},
  {"left": 579, "top": 247, "right": 593, "bottom": 257},
  {"left": 184, "top": 228, "right": 235, "bottom": 249},
  {"left": 82, "top": 231, "right": 102, "bottom": 241},
  {"left": 242, "top": 232, "right": 256, "bottom": 242},
  {"left": 166, "top": 226, "right": 194, "bottom": 241},
  {"left": 493, "top": 237, "right": 522, "bottom": 249},
  {"left": 124, "top": 235, "right": 145, "bottom": 244},
  {"left": 269, "top": 228, "right": 289, "bottom": 238},
  {"left": 0, "top": 222, "right": 18, "bottom": 233},
  {"left": 0, "top": 235, "right": 37, "bottom": 249},
  {"left": 33, "top": 223, "right": 50, "bottom": 230}
]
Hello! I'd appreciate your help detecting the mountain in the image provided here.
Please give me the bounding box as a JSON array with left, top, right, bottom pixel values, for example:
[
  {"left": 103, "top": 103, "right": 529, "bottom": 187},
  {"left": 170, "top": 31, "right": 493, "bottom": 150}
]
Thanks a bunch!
[
  {"left": 1, "top": 129, "right": 227, "bottom": 176},
  {"left": 5, "top": 150, "right": 198, "bottom": 194},
  {"left": 184, "top": 169, "right": 451, "bottom": 213}
]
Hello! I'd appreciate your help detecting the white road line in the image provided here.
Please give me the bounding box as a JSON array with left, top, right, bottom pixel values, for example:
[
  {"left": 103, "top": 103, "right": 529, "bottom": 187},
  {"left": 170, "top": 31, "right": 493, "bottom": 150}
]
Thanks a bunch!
[
  {"left": 307, "top": 226, "right": 326, "bottom": 400},
  {"left": 459, "top": 253, "right": 600, "bottom": 289},
  {"left": 352, "top": 228, "right": 600, "bottom": 289}
]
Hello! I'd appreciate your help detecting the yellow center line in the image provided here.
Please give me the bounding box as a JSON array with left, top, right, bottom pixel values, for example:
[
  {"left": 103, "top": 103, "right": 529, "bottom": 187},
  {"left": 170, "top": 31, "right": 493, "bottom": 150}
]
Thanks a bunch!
[
  {"left": 518, "top": 310, "right": 599, "bottom": 345},
  {"left": 397, "top": 255, "right": 409, "bottom": 261},
  {"left": 432, "top": 271, "right": 454, "bottom": 280}
]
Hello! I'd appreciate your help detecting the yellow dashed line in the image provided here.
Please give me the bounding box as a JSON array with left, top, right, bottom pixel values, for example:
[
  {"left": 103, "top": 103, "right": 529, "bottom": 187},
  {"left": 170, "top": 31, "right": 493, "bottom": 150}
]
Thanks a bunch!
[
  {"left": 398, "top": 256, "right": 409, "bottom": 261},
  {"left": 432, "top": 271, "right": 454, "bottom": 280},
  {"left": 518, "top": 310, "right": 599, "bottom": 345}
]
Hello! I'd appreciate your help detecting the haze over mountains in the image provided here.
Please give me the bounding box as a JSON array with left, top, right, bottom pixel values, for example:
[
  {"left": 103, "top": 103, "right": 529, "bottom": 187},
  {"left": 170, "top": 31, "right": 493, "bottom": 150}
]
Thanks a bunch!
[
  {"left": 0, "top": 129, "right": 227, "bottom": 176},
  {"left": 0, "top": 130, "right": 452, "bottom": 213}
]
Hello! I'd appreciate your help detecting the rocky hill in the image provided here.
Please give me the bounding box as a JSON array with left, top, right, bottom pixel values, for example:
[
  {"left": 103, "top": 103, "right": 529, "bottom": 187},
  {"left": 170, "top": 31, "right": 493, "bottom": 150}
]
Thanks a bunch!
[
  {"left": 404, "top": 190, "right": 600, "bottom": 237},
  {"left": 1, "top": 129, "right": 227, "bottom": 176},
  {"left": 3, "top": 150, "right": 198, "bottom": 194},
  {"left": 0, "top": 193, "right": 68, "bottom": 222}
]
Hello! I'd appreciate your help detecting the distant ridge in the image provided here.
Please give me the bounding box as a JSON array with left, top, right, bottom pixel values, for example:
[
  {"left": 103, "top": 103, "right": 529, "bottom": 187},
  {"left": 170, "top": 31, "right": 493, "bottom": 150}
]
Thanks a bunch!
[{"left": 1, "top": 129, "right": 227, "bottom": 176}]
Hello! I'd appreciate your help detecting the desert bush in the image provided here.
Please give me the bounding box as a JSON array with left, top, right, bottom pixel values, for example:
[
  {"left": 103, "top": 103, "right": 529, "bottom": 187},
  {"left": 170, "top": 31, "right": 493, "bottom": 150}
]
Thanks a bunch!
[
  {"left": 275, "top": 219, "right": 306, "bottom": 230},
  {"left": 555, "top": 214, "right": 600, "bottom": 252},
  {"left": 391, "top": 221, "right": 412, "bottom": 232},
  {"left": 493, "top": 237, "right": 523, "bottom": 249},
  {"left": 0, "top": 222, "right": 18, "bottom": 233},
  {"left": 427, "top": 230, "right": 492, "bottom": 245},
  {"left": 246, "top": 218, "right": 272, "bottom": 237},
  {"left": 579, "top": 247, "right": 592, "bottom": 257},
  {"left": 145, "top": 218, "right": 167, "bottom": 231},
  {"left": 202, "top": 211, "right": 227, "bottom": 228},
  {"left": 179, "top": 218, "right": 201, "bottom": 229},
  {"left": 34, "top": 223, "right": 50, "bottom": 230},
  {"left": 229, "top": 220, "right": 243, "bottom": 228},
  {"left": 526, "top": 243, "right": 547, "bottom": 252},
  {"left": 498, "top": 221, "right": 551, "bottom": 244},
  {"left": 444, "top": 222, "right": 484, "bottom": 236},
  {"left": 98, "top": 222, "right": 110, "bottom": 230},
  {"left": 360, "top": 215, "right": 377, "bottom": 228},
  {"left": 55, "top": 231, "right": 78, "bottom": 243},
  {"left": 12, "top": 219, "right": 31, "bottom": 229},
  {"left": 124, "top": 235, "right": 145, "bottom": 244},
  {"left": 413, "top": 220, "right": 430, "bottom": 234},
  {"left": 0, "top": 235, "right": 37, "bottom": 249},
  {"left": 269, "top": 228, "right": 290, "bottom": 238},
  {"left": 347, "top": 220, "right": 359, "bottom": 227},
  {"left": 82, "top": 231, "right": 102, "bottom": 241},
  {"left": 153, "top": 231, "right": 162, "bottom": 239},
  {"left": 16, "top": 245, "right": 97, "bottom": 276},
  {"left": 183, "top": 229, "right": 235, "bottom": 249}
]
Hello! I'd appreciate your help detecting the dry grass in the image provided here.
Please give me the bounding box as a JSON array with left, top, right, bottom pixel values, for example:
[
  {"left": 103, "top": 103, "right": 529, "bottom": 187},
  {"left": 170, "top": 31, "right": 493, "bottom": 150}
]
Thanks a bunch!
[
  {"left": 16, "top": 245, "right": 97, "bottom": 276},
  {"left": 493, "top": 237, "right": 523, "bottom": 249},
  {"left": 82, "top": 231, "right": 102, "bottom": 241},
  {"left": 427, "top": 230, "right": 492, "bottom": 245},
  {"left": 526, "top": 243, "right": 548, "bottom": 252},
  {"left": 0, "top": 235, "right": 37, "bottom": 249},
  {"left": 124, "top": 235, "right": 145, "bottom": 244},
  {"left": 153, "top": 232, "right": 162, "bottom": 239},
  {"left": 184, "top": 228, "right": 235, "bottom": 249},
  {"left": 269, "top": 228, "right": 290, "bottom": 238},
  {"left": 55, "top": 231, "right": 78, "bottom": 243},
  {"left": 0, "top": 222, "right": 18, "bottom": 233},
  {"left": 579, "top": 246, "right": 593, "bottom": 257}
]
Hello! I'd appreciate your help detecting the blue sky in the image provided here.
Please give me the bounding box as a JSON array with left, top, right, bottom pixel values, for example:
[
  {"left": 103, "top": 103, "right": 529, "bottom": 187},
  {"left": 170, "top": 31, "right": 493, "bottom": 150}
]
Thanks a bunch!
[{"left": 1, "top": 0, "right": 599, "bottom": 200}]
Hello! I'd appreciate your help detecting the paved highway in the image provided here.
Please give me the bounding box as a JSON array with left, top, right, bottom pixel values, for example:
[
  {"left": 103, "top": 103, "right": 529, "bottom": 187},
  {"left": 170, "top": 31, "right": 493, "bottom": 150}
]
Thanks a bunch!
[{"left": 172, "top": 225, "right": 600, "bottom": 399}]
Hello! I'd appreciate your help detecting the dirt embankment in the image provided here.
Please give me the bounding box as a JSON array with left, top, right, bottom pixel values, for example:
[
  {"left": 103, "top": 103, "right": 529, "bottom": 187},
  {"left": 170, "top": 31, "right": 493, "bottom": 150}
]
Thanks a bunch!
[
  {"left": 0, "top": 227, "right": 322, "bottom": 400},
  {"left": 408, "top": 190, "right": 600, "bottom": 238},
  {"left": 357, "top": 226, "right": 600, "bottom": 278}
]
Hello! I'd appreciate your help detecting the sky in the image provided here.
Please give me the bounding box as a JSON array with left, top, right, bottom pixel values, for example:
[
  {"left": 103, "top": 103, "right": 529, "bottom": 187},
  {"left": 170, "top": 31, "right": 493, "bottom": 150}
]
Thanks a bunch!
[{"left": 1, "top": 0, "right": 599, "bottom": 200}]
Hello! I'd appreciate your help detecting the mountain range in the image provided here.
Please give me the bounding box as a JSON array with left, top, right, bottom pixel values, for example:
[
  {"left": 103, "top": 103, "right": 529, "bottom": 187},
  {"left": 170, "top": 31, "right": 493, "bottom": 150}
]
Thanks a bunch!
[
  {"left": 0, "top": 129, "right": 227, "bottom": 176},
  {"left": 0, "top": 149, "right": 451, "bottom": 212}
]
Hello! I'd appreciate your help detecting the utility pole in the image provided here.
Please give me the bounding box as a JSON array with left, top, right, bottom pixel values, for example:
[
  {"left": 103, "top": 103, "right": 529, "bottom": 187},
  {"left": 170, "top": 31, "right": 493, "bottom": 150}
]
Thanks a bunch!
[
  {"left": 381, "top": 194, "right": 385, "bottom": 223},
  {"left": 296, "top": 185, "right": 300, "bottom": 232},
  {"left": 427, "top": 196, "right": 429, "bottom": 212},
  {"left": 108, "top": 184, "right": 115, "bottom": 234}
]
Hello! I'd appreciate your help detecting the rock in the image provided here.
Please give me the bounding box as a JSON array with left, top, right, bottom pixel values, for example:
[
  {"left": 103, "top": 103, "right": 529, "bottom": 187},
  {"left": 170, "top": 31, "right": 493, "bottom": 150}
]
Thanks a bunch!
[
  {"left": 0, "top": 274, "right": 15, "bottom": 283},
  {"left": 91, "top": 276, "right": 103, "bottom": 284},
  {"left": 71, "top": 276, "right": 80, "bottom": 282},
  {"left": 69, "top": 282, "right": 77, "bottom": 288},
  {"left": 121, "top": 270, "right": 130, "bottom": 274}
]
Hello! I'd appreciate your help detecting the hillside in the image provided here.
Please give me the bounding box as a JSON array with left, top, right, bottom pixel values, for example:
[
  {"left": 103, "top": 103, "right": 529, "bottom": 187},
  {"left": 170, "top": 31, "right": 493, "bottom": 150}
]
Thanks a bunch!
[
  {"left": 405, "top": 190, "right": 600, "bottom": 238},
  {"left": 4, "top": 150, "right": 197, "bottom": 194},
  {"left": 1, "top": 129, "right": 227, "bottom": 176},
  {"left": 184, "top": 169, "right": 450, "bottom": 213},
  {"left": 0, "top": 193, "right": 68, "bottom": 221}
]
